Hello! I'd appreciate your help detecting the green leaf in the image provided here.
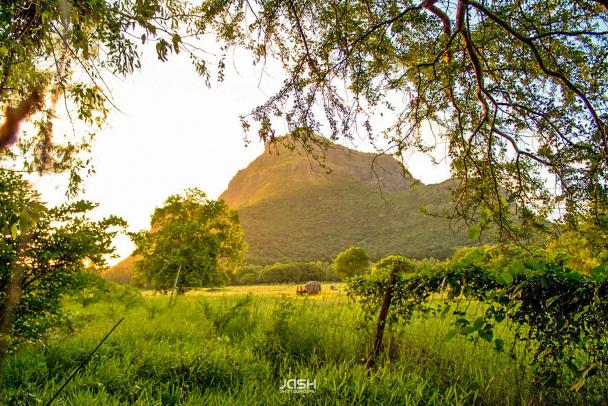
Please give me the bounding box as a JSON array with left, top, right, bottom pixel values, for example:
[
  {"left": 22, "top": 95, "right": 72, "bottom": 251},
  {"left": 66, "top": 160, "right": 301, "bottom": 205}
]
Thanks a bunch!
[
  {"left": 478, "top": 324, "right": 494, "bottom": 342},
  {"left": 440, "top": 304, "right": 451, "bottom": 317},
  {"left": 494, "top": 338, "right": 504, "bottom": 352},
  {"left": 464, "top": 249, "right": 484, "bottom": 264},
  {"left": 545, "top": 295, "right": 560, "bottom": 307},
  {"left": 508, "top": 262, "right": 526, "bottom": 275},
  {"left": 527, "top": 260, "right": 545, "bottom": 271},
  {"left": 564, "top": 271, "right": 582, "bottom": 281},
  {"left": 444, "top": 329, "right": 458, "bottom": 342},
  {"left": 10, "top": 223, "right": 18, "bottom": 239},
  {"left": 498, "top": 271, "right": 514, "bottom": 285},
  {"left": 172, "top": 34, "right": 181, "bottom": 54},
  {"left": 41, "top": 11, "right": 51, "bottom": 24},
  {"left": 19, "top": 217, "right": 28, "bottom": 234},
  {"left": 467, "top": 224, "right": 482, "bottom": 241},
  {"left": 480, "top": 208, "right": 492, "bottom": 222},
  {"left": 460, "top": 325, "right": 478, "bottom": 335},
  {"left": 590, "top": 265, "right": 608, "bottom": 281}
]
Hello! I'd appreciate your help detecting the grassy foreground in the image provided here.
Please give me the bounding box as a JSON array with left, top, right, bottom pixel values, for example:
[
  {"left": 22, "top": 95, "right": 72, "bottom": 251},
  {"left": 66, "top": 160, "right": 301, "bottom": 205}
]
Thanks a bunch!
[{"left": 1, "top": 283, "right": 549, "bottom": 405}]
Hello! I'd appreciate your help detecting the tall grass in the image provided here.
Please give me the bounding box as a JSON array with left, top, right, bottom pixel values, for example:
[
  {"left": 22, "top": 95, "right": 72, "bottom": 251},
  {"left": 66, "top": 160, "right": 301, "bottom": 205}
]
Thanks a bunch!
[{"left": 0, "top": 285, "right": 590, "bottom": 405}]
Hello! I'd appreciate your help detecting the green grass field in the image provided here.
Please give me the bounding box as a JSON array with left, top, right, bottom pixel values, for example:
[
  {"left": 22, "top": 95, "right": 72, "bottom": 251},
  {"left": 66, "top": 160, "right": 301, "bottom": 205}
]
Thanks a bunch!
[
  {"left": 0, "top": 283, "right": 573, "bottom": 405},
  {"left": 143, "top": 283, "right": 349, "bottom": 298}
]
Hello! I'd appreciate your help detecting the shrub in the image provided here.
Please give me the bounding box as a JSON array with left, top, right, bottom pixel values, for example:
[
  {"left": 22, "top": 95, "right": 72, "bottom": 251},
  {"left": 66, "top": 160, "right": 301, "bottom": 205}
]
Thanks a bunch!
[
  {"left": 348, "top": 249, "right": 608, "bottom": 393},
  {"left": 232, "top": 265, "right": 263, "bottom": 285}
]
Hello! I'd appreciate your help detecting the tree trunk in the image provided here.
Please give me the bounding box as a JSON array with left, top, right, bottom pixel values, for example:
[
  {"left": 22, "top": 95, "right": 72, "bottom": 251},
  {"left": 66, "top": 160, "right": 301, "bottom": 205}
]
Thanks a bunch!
[
  {"left": 169, "top": 264, "right": 182, "bottom": 306},
  {"left": 0, "top": 230, "right": 32, "bottom": 362}
]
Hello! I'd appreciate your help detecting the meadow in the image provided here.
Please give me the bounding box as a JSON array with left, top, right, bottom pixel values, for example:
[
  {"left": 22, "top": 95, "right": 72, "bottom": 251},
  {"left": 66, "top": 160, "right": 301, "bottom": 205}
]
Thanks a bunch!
[{"left": 0, "top": 282, "right": 567, "bottom": 405}]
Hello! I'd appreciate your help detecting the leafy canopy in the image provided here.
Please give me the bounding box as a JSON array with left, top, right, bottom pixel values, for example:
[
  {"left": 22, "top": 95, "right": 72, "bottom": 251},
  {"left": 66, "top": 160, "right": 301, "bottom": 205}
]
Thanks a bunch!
[
  {"left": 2, "top": 1, "right": 606, "bottom": 238},
  {"left": 206, "top": 0, "right": 608, "bottom": 240},
  {"left": 132, "top": 188, "right": 247, "bottom": 290}
]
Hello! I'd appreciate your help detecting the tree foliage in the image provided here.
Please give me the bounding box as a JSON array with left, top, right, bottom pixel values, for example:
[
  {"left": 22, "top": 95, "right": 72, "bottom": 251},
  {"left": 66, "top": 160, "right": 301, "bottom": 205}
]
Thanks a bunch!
[
  {"left": 546, "top": 207, "right": 608, "bottom": 272},
  {"left": 132, "top": 189, "right": 246, "bottom": 290},
  {"left": 333, "top": 247, "right": 371, "bottom": 277},
  {"left": 0, "top": 169, "right": 125, "bottom": 340},
  {"left": 231, "top": 261, "right": 341, "bottom": 285},
  {"left": 2, "top": 1, "right": 606, "bottom": 237},
  {"left": 0, "top": 0, "right": 218, "bottom": 192},
  {"left": 204, "top": 0, "right": 608, "bottom": 240}
]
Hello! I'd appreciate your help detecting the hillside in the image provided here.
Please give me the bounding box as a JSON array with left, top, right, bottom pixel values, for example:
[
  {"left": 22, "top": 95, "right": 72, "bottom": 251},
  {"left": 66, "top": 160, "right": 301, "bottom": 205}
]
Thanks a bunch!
[
  {"left": 220, "top": 140, "right": 472, "bottom": 264},
  {"left": 102, "top": 255, "right": 140, "bottom": 285}
]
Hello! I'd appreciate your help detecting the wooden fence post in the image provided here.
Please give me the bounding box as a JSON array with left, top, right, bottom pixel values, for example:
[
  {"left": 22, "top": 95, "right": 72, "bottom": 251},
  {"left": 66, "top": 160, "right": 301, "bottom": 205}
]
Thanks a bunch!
[{"left": 366, "top": 265, "right": 399, "bottom": 368}]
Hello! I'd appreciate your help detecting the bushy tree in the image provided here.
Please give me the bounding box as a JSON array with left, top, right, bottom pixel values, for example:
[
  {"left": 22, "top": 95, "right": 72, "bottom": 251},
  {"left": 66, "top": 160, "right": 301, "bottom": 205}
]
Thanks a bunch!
[
  {"left": 333, "top": 247, "right": 371, "bottom": 277},
  {"left": 132, "top": 189, "right": 246, "bottom": 290},
  {"left": 545, "top": 209, "right": 608, "bottom": 273},
  {"left": 0, "top": 170, "right": 125, "bottom": 346},
  {"left": 259, "top": 262, "right": 327, "bottom": 283}
]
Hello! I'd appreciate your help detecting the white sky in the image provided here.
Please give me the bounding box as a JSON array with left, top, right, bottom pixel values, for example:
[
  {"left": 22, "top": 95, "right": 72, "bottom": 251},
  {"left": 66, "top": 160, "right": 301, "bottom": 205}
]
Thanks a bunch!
[{"left": 28, "top": 45, "right": 451, "bottom": 266}]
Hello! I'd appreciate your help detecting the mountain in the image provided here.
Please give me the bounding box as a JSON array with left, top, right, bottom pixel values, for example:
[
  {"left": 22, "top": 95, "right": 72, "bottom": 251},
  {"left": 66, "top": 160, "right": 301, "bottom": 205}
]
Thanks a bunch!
[
  {"left": 102, "top": 255, "right": 139, "bottom": 285},
  {"left": 103, "top": 139, "right": 473, "bottom": 283},
  {"left": 219, "top": 140, "right": 472, "bottom": 264}
]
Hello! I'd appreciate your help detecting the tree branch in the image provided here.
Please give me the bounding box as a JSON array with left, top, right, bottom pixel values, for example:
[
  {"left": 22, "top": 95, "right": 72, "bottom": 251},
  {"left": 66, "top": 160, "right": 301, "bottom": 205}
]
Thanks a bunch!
[
  {"left": 468, "top": 0, "right": 607, "bottom": 167},
  {"left": 422, "top": 0, "right": 451, "bottom": 36},
  {"left": 335, "top": 3, "right": 422, "bottom": 69},
  {"left": 287, "top": 0, "right": 316, "bottom": 73}
]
